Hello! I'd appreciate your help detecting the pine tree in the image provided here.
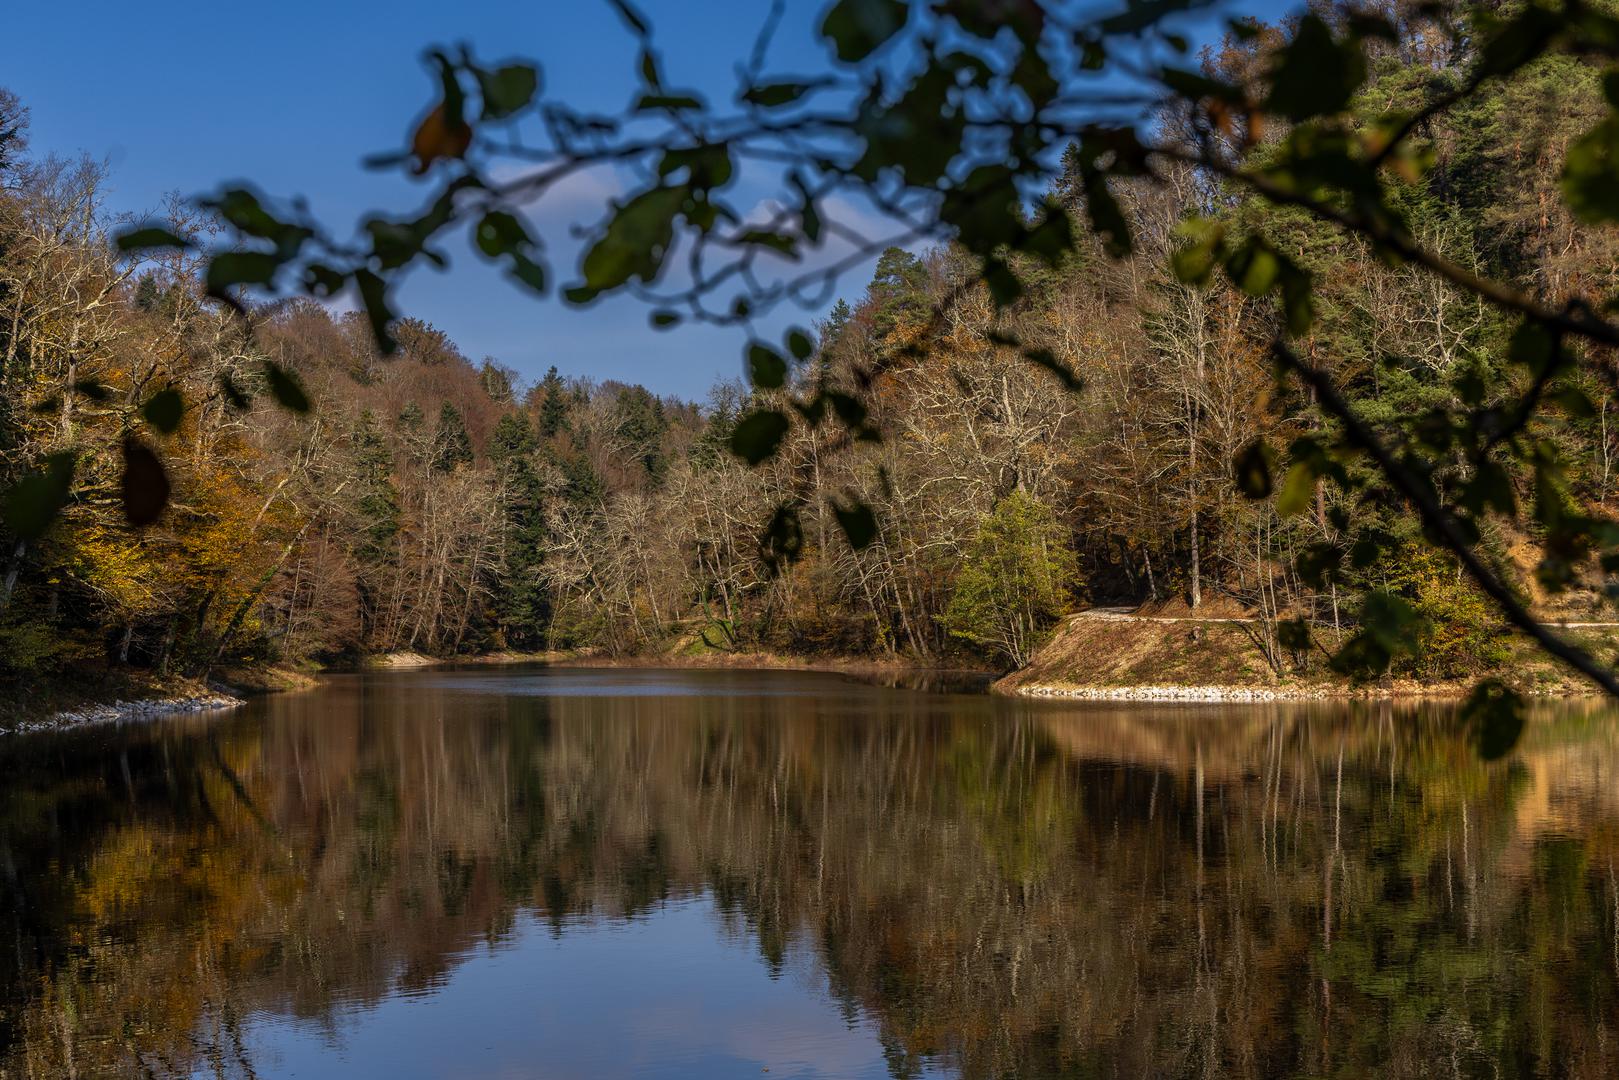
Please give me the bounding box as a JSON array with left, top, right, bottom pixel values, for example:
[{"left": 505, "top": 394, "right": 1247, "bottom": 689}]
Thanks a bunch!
[
  {"left": 613, "top": 385, "right": 669, "bottom": 484},
  {"left": 867, "top": 247, "right": 928, "bottom": 343},
  {"left": 489, "top": 412, "right": 550, "bottom": 648},
  {"left": 431, "top": 402, "right": 474, "bottom": 473},
  {"left": 534, "top": 366, "right": 570, "bottom": 439}
]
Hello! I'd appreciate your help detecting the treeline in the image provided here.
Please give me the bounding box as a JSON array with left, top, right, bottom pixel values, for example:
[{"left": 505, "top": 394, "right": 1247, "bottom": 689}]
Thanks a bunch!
[{"left": 2, "top": 6, "right": 1616, "bottom": 688}]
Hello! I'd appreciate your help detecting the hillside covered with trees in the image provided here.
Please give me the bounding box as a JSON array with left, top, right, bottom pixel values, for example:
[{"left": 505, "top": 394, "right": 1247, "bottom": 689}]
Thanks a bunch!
[{"left": 2, "top": 1, "right": 1618, "bottom": 705}]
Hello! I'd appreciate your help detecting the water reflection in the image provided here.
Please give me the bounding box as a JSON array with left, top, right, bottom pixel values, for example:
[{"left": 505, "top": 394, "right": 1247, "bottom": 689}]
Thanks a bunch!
[{"left": 2, "top": 667, "right": 1618, "bottom": 1078}]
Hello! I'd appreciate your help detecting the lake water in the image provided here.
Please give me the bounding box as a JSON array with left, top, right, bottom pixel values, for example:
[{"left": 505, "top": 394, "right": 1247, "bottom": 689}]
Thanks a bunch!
[{"left": 3, "top": 667, "right": 1618, "bottom": 1078}]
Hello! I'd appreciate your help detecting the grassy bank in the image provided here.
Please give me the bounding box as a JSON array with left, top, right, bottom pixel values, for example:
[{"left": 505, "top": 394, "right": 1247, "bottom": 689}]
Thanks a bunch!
[{"left": 995, "top": 605, "right": 1619, "bottom": 700}]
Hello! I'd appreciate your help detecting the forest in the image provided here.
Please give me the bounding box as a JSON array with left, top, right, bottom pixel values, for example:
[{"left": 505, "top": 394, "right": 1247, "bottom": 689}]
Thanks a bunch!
[{"left": 2, "top": 2, "right": 1618, "bottom": 700}]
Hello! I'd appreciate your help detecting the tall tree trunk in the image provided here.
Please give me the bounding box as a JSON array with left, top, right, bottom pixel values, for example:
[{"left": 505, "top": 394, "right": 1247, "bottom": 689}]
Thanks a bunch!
[{"left": 0, "top": 538, "right": 25, "bottom": 615}]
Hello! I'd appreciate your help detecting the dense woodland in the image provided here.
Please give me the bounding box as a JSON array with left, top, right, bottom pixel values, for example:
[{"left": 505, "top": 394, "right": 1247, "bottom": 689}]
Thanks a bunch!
[{"left": 1, "top": 5, "right": 1617, "bottom": 694}]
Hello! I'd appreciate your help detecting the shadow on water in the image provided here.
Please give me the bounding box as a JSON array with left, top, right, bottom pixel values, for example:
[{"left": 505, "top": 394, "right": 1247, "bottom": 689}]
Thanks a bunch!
[{"left": 2, "top": 667, "right": 1619, "bottom": 1077}]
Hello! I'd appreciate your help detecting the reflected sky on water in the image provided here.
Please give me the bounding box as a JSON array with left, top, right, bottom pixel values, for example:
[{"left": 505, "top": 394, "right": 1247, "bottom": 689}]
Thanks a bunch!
[{"left": 3, "top": 667, "right": 1618, "bottom": 1078}]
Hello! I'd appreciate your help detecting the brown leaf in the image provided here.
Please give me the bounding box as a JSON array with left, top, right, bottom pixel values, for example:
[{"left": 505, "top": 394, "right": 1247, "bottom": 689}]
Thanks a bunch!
[
  {"left": 121, "top": 437, "right": 170, "bottom": 527},
  {"left": 411, "top": 103, "right": 473, "bottom": 174}
]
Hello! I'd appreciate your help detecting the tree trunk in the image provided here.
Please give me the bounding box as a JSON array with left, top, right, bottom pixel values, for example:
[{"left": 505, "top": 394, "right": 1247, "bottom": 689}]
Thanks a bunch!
[{"left": 0, "top": 538, "right": 25, "bottom": 615}]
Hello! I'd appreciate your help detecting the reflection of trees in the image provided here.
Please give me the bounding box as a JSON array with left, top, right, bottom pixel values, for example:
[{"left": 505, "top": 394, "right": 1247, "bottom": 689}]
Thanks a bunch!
[{"left": 4, "top": 678, "right": 1619, "bottom": 1077}]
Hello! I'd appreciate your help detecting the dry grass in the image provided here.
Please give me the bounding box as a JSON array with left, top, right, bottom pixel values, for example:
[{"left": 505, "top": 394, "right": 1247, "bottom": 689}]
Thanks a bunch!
[{"left": 997, "top": 606, "right": 1619, "bottom": 699}]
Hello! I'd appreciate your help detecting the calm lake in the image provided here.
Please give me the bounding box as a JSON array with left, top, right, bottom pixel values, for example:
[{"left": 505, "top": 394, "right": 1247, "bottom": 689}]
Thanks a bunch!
[{"left": 3, "top": 668, "right": 1618, "bottom": 1078}]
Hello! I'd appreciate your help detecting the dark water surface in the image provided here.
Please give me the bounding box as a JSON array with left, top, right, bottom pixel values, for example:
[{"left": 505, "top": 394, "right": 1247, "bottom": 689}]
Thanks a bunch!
[{"left": 3, "top": 668, "right": 1619, "bottom": 1078}]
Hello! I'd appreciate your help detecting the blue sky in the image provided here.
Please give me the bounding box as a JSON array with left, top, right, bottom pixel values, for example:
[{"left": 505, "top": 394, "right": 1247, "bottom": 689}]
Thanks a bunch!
[{"left": 2, "top": 0, "right": 1293, "bottom": 400}]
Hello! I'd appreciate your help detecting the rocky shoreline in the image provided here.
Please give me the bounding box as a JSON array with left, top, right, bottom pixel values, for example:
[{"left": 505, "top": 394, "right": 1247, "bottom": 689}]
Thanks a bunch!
[
  {"left": 1005, "top": 683, "right": 1332, "bottom": 703},
  {"left": 1, "top": 693, "right": 244, "bottom": 737}
]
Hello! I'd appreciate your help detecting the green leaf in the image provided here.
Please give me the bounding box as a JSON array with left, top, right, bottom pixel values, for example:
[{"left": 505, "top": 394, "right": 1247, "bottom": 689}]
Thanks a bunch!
[
  {"left": 1509, "top": 319, "right": 1557, "bottom": 371},
  {"left": 636, "top": 93, "right": 705, "bottom": 111},
  {"left": 1460, "top": 458, "right": 1517, "bottom": 517},
  {"left": 304, "top": 263, "right": 346, "bottom": 297},
  {"left": 821, "top": 0, "right": 908, "bottom": 62},
  {"left": 1549, "top": 384, "right": 1596, "bottom": 419},
  {"left": 1232, "top": 439, "right": 1273, "bottom": 499},
  {"left": 1279, "top": 265, "right": 1315, "bottom": 336},
  {"left": 1277, "top": 617, "right": 1313, "bottom": 651},
  {"left": 982, "top": 256, "right": 1024, "bottom": 308},
  {"left": 478, "top": 64, "right": 540, "bottom": 119},
  {"left": 1096, "top": 0, "right": 1189, "bottom": 34},
  {"left": 1295, "top": 541, "right": 1342, "bottom": 588},
  {"left": 786, "top": 329, "right": 815, "bottom": 361},
  {"left": 204, "top": 189, "right": 312, "bottom": 257},
  {"left": 430, "top": 50, "right": 467, "bottom": 132},
  {"left": 205, "top": 251, "right": 280, "bottom": 296},
  {"left": 354, "top": 268, "right": 398, "bottom": 354},
  {"left": 747, "top": 343, "right": 788, "bottom": 389},
  {"left": 736, "top": 230, "right": 799, "bottom": 258},
  {"left": 1022, "top": 348, "right": 1082, "bottom": 392},
  {"left": 263, "top": 361, "right": 311, "bottom": 413},
  {"left": 1563, "top": 113, "right": 1619, "bottom": 225},
  {"left": 1081, "top": 170, "right": 1132, "bottom": 258},
  {"left": 1, "top": 452, "right": 75, "bottom": 540},
  {"left": 651, "top": 309, "right": 681, "bottom": 327},
  {"left": 219, "top": 372, "right": 252, "bottom": 411},
  {"left": 639, "top": 49, "right": 662, "bottom": 88},
  {"left": 476, "top": 210, "right": 531, "bottom": 257},
  {"left": 1330, "top": 589, "right": 1423, "bottom": 675},
  {"left": 791, "top": 173, "right": 822, "bottom": 244},
  {"left": 758, "top": 503, "right": 804, "bottom": 569},
  {"left": 117, "top": 227, "right": 190, "bottom": 253},
  {"left": 730, "top": 409, "right": 790, "bottom": 464},
  {"left": 1476, "top": 3, "right": 1561, "bottom": 78},
  {"left": 658, "top": 143, "right": 733, "bottom": 190},
  {"left": 120, "top": 437, "right": 170, "bottom": 528},
  {"left": 826, "top": 392, "right": 870, "bottom": 434},
  {"left": 141, "top": 388, "right": 184, "bottom": 434},
  {"left": 606, "top": 0, "right": 650, "bottom": 37},
  {"left": 579, "top": 185, "right": 687, "bottom": 292},
  {"left": 832, "top": 499, "right": 878, "bottom": 550},
  {"left": 1225, "top": 239, "right": 1280, "bottom": 296},
  {"left": 742, "top": 82, "right": 815, "bottom": 108},
  {"left": 508, "top": 251, "right": 548, "bottom": 294},
  {"left": 1265, "top": 14, "right": 1366, "bottom": 122},
  {"left": 1276, "top": 460, "right": 1317, "bottom": 516},
  {"left": 1017, "top": 201, "right": 1075, "bottom": 269},
  {"left": 1462, "top": 678, "right": 1525, "bottom": 760},
  {"left": 1170, "top": 218, "right": 1225, "bottom": 285}
]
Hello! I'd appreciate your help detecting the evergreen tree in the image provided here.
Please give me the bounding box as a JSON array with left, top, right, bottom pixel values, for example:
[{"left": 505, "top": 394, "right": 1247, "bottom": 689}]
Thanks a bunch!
[
  {"left": 560, "top": 451, "right": 604, "bottom": 506},
  {"left": 613, "top": 385, "right": 669, "bottom": 484},
  {"left": 943, "top": 492, "right": 1078, "bottom": 668},
  {"left": 692, "top": 383, "right": 742, "bottom": 470},
  {"left": 866, "top": 247, "right": 928, "bottom": 343},
  {"left": 489, "top": 412, "right": 550, "bottom": 648},
  {"left": 352, "top": 410, "right": 401, "bottom": 563},
  {"left": 431, "top": 402, "right": 474, "bottom": 473},
  {"left": 479, "top": 359, "right": 515, "bottom": 405},
  {"left": 534, "top": 366, "right": 570, "bottom": 439}
]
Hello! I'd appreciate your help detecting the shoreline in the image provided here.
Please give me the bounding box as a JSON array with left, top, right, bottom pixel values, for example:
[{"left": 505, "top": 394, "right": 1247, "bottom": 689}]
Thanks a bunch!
[
  {"left": 364, "top": 648, "right": 995, "bottom": 689},
  {"left": 3, "top": 692, "right": 245, "bottom": 737},
  {"left": 8, "top": 638, "right": 1605, "bottom": 738},
  {"left": 995, "top": 682, "right": 1476, "bottom": 703}
]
